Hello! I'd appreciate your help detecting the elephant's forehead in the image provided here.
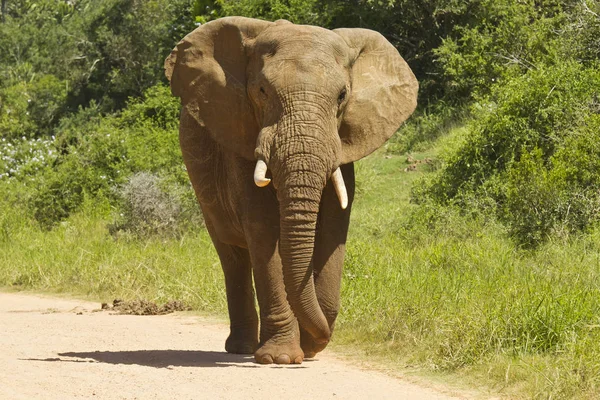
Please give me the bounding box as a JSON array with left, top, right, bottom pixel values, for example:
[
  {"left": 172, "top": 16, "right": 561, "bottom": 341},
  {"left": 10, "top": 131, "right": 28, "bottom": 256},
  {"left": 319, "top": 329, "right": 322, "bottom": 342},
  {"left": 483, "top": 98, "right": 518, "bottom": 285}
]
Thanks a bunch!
[{"left": 255, "top": 24, "right": 350, "bottom": 63}]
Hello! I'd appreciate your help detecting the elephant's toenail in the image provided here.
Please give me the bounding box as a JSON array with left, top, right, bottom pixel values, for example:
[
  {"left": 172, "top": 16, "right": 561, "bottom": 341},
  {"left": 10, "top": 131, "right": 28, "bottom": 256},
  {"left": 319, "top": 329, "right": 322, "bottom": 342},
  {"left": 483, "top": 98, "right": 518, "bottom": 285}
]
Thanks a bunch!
[
  {"left": 293, "top": 355, "right": 303, "bottom": 364},
  {"left": 258, "top": 354, "right": 273, "bottom": 364},
  {"left": 275, "top": 354, "right": 291, "bottom": 364}
]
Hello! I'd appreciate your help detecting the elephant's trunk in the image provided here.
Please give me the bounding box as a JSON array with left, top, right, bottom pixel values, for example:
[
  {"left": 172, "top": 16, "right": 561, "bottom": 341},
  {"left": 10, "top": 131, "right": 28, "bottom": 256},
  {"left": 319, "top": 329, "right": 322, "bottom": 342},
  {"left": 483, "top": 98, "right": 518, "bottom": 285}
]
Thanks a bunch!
[
  {"left": 278, "top": 167, "right": 329, "bottom": 343},
  {"left": 266, "top": 117, "right": 337, "bottom": 344}
]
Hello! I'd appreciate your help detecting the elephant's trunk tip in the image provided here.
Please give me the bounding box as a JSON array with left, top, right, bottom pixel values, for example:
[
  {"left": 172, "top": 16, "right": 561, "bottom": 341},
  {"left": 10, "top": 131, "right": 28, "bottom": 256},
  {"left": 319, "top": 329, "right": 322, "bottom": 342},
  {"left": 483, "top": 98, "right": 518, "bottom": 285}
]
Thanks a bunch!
[{"left": 254, "top": 160, "right": 271, "bottom": 187}]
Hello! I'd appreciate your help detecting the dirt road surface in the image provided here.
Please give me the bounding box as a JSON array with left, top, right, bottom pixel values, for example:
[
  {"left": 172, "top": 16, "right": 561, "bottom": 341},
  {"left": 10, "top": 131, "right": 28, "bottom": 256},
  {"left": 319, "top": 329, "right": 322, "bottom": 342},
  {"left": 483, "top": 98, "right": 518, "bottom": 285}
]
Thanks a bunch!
[{"left": 0, "top": 292, "right": 467, "bottom": 400}]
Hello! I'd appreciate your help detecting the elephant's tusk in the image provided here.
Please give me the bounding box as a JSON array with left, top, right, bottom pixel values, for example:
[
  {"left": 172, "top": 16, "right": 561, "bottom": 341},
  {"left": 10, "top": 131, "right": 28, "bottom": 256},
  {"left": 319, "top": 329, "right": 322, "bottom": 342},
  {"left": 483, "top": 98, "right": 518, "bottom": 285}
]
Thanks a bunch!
[
  {"left": 331, "top": 167, "right": 348, "bottom": 210},
  {"left": 254, "top": 160, "right": 271, "bottom": 187}
]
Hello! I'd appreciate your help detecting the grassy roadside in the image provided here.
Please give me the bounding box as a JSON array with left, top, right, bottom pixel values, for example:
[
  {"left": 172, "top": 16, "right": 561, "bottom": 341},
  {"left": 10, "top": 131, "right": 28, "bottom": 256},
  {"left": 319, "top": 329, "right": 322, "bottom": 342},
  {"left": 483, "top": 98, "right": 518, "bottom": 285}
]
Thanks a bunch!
[
  {"left": 2, "top": 127, "right": 600, "bottom": 399},
  {"left": 337, "top": 145, "right": 600, "bottom": 399},
  {"left": 0, "top": 201, "right": 226, "bottom": 314}
]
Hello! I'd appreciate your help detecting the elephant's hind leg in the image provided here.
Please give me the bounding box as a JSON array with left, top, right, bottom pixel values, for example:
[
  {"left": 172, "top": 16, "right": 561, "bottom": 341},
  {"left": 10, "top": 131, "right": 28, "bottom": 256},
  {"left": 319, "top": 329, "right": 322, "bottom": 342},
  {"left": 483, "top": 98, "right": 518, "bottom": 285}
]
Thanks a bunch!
[{"left": 209, "top": 234, "right": 259, "bottom": 354}]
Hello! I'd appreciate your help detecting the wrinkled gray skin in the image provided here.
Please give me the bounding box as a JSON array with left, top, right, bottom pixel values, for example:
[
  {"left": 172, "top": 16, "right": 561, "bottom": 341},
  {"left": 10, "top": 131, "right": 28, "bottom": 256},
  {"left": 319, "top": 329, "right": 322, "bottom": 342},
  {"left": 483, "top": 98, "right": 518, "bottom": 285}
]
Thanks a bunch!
[{"left": 165, "top": 17, "right": 418, "bottom": 364}]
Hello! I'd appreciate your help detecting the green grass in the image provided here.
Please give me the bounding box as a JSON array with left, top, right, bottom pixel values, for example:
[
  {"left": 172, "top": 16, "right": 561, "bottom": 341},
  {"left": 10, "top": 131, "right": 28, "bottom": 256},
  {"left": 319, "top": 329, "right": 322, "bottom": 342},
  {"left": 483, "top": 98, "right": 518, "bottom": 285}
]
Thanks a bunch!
[
  {"left": 336, "top": 140, "right": 600, "bottom": 399},
  {"left": 2, "top": 127, "right": 600, "bottom": 399},
  {"left": 0, "top": 199, "right": 226, "bottom": 314}
]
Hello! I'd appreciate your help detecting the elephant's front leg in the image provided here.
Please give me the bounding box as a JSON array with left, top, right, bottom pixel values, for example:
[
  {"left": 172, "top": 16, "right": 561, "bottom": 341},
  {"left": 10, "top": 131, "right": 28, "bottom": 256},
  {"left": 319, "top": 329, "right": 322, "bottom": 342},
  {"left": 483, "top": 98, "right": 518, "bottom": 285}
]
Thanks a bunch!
[
  {"left": 243, "top": 192, "right": 304, "bottom": 364},
  {"left": 251, "top": 241, "right": 304, "bottom": 364},
  {"left": 301, "top": 162, "right": 355, "bottom": 358}
]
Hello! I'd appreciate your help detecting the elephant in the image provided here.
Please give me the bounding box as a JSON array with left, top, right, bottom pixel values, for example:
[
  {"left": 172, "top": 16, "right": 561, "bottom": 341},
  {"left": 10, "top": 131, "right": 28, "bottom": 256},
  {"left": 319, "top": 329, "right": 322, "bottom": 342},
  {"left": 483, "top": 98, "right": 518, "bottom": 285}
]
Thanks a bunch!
[{"left": 164, "top": 16, "right": 418, "bottom": 364}]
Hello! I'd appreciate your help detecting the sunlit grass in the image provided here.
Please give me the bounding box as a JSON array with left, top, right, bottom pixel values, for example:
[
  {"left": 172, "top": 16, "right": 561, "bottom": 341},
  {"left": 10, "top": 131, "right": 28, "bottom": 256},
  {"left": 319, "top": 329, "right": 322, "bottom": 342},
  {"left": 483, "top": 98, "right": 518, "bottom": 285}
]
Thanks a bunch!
[
  {"left": 335, "top": 141, "right": 600, "bottom": 399},
  {"left": 0, "top": 203, "right": 225, "bottom": 314}
]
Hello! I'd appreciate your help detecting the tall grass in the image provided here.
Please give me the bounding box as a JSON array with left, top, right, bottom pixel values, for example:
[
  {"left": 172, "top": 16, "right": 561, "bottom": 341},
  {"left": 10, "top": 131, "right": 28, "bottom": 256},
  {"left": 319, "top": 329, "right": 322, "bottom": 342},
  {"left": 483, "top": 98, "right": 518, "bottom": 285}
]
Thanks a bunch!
[
  {"left": 337, "top": 144, "right": 600, "bottom": 399},
  {"left": 0, "top": 197, "right": 225, "bottom": 314}
]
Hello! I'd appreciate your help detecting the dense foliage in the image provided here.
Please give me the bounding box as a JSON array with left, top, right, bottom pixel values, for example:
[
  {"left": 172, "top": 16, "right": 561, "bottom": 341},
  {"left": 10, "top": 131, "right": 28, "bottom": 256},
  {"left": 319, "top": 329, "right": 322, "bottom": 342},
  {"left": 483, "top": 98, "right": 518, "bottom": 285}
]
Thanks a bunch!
[
  {"left": 2, "top": 0, "right": 598, "bottom": 241},
  {"left": 413, "top": 2, "right": 600, "bottom": 246}
]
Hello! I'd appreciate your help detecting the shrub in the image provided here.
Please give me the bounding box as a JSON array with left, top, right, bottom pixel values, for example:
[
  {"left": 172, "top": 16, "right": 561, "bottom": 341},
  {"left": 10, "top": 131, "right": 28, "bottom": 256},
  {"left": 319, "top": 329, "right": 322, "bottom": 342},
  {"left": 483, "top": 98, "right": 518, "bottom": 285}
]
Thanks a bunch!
[
  {"left": 502, "top": 149, "right": 566, "bottom": 246},
  {"left": 15, "top": 81, "right": 194, "bottom": 230},
  {"left": 387, "top": 102, "right": 465, "bottom": 155},
  {"left": 0, "top": 82, "right": 36, "bottom": 139},
  {"left": 0, "top": 136, "right": 58, "bottom": 181},
  {"left": 561, "top": 0, "right": 600, "bottom": 65},
  {"left": 27, "top": 74, "right": 68, "bottom": 135},
  {"left": 110, "top": 172, "right": 202, "bottom": 238},
  {"left": 24, "top": 83, "right": 185, "bottom": 229},
  {"left": 415, "top": 62, "right": 600, "bottom": 246},
  {"left": 119, "top": 84, "right": 181, "bottom": 129},
  {"left": 0, "top": 74, "right": 68, "bottom": 140},
  {"left": 434, "top": 0, "right": 574, "bottom": 99},
  {"left": 210, "top": 0, "right": 334, "bottom": 25},
  {"left": 30, "top": 152, "right": 118, "bottom": 229}
]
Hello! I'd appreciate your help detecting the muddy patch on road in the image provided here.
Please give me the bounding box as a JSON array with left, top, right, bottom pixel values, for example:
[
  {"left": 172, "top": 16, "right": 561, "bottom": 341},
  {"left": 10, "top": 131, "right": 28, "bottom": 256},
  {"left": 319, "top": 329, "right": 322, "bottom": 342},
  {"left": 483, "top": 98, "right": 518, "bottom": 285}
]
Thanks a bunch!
[{"left": 100, "top": 299, "right": 191, "bottom": 315}]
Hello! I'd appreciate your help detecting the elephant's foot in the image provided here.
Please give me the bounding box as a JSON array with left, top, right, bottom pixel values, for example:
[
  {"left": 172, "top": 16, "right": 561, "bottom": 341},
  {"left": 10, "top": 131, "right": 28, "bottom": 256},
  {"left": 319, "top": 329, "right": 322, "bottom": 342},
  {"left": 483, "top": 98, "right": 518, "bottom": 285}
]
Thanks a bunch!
[
  {"left": 254, "top": 339, "right": 304, "bottom": 364},
  {"left": 254, "top": 324, "right": 303, "bottom": 364},
  {"left": 300, "top": 326, "right": 329, "bottom": 359},
  {"left": 225, "top": 325, "right": 259, "bottom": 354}
]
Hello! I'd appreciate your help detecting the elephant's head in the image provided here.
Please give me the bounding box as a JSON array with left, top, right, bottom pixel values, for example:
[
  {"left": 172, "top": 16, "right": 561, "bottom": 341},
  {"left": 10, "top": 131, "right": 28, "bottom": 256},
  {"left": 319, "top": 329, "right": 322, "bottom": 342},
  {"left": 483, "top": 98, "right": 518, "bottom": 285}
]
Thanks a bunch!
[{"left": 165, "top": 17, "right": 418, "bottom": 344}]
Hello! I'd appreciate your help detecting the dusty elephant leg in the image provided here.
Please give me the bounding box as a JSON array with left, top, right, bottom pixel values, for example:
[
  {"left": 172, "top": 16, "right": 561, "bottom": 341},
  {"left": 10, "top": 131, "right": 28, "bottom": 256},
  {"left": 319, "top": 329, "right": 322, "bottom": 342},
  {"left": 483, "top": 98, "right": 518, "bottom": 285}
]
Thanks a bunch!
[
  {"left": 207, "top": 225, "right": 259, "bottom": 354},
  {"left": 251, "top": 248, "right": 304, "bottom": 364},
  {"left": 301, "top": 163, "right": 355, "bottom": 358},
  {"left": 244, "top": 223, "right": 303, "bottom": 364}
]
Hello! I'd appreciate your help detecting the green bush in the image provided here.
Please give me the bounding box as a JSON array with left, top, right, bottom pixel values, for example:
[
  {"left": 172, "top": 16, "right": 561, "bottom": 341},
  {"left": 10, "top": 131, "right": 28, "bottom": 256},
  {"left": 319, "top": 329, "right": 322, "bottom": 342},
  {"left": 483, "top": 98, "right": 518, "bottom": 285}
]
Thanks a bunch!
[
  {"left": 27, "top": 74, "right": 68, "bottom": 135},
  {"left": 31, "top": 164, "right": 93, "bottom": 229},
  {"left": 0, "top": 82, "right": 36, "bottom": 139},
  {"left": 214, "top": 0, "right": 333, "bottom": 25},
  {"left": 434, "top": 0, "right": 572, "bottom": 99},
  {"left": 502, "top": 149, "right": 566, "bottom": 246},
  {"left": 116, "top": 84, "right": 186, "bottom": 185},
  {"left": 561, "top": 0, "right": 600, "bottom": 64},
  {"left": 0, "top": 74, "right": 68, "bottom": 139},
  {"left": 0, "top": 136, "right": 57, "bottom": 182},
  {"left": 0, "top": 0, "right": 195, "bottom": 114},
  {"left": 501, "top": 122, "right": 600, "bottom": 245},
  {"left": 416, "top": 62, "right": 600, "bottom": 246},
  {"left": 30, "top": 139, "right": 122, "bottom": 229},
  {"left": 119, "top": 84, "right": 181, "bottom": 129},
  {"left": 22, "top": 83, "right": 185, "bottom": 228},
  {"left": 387, "top": 102, "right": 465, "bottom": 154}
]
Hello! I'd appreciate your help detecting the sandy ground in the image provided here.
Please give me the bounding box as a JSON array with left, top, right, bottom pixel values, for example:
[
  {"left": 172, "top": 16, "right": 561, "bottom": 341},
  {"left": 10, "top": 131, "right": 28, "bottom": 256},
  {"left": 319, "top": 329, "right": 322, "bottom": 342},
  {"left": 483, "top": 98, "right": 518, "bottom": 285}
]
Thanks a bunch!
[{"left": 0, "top": 292, "right": 468, "bottom": 400}]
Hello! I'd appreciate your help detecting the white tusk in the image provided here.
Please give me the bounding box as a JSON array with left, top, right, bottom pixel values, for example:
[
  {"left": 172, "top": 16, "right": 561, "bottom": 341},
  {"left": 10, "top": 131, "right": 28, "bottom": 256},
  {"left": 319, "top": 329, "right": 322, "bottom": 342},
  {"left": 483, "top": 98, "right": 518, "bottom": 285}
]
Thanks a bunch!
[
  {"left": 331, "top": 167, "right": 348, "bottom": 210},
  {"left": 254, "top": 160, "right": 271, "bottom": 187}
]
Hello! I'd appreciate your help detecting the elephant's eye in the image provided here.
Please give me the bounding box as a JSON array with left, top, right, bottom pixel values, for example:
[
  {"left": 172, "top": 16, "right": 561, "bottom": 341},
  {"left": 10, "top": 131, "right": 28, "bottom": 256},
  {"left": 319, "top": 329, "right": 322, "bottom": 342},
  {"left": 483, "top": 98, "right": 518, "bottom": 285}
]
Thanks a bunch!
[
  {"left": 259, "top": 87, "right": 267, "bottom": 98},
  {"left": 338, "top": 88, "right": 347, "bottom": 104}
]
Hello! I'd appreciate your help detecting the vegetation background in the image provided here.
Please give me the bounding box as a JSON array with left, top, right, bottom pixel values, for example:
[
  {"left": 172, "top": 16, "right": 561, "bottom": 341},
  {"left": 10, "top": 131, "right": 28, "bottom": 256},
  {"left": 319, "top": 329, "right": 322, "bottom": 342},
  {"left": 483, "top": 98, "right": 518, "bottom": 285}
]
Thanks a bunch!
[{"left": 1, "top": 0, "right": 599, "bottom": 398}]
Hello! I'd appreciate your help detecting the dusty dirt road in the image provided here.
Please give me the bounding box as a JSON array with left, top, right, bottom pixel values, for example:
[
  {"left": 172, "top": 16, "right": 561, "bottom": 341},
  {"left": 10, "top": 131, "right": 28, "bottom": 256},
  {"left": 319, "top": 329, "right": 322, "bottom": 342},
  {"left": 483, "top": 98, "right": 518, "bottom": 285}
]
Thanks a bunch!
[{"left": 0, "top": 292, "right": 468, "bottom": 400}]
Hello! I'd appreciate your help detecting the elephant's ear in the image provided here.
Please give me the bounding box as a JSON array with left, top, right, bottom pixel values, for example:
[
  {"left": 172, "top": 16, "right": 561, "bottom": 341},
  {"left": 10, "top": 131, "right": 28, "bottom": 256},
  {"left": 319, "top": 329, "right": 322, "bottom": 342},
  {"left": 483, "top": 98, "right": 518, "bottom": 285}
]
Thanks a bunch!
[
  {"left": 164, "top": 17, "right": 273, "bottom": 160},
  {"left": 333, "top": 28, "right": 418, "bottom": 164}
]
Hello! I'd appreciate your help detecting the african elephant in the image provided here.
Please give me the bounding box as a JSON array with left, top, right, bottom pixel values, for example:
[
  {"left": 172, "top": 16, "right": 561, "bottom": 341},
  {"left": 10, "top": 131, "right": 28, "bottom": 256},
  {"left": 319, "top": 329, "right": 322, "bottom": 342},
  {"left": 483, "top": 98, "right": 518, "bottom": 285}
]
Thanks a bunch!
[{"left": 164, "top": 17, "right": 418, "bottom": 364}]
